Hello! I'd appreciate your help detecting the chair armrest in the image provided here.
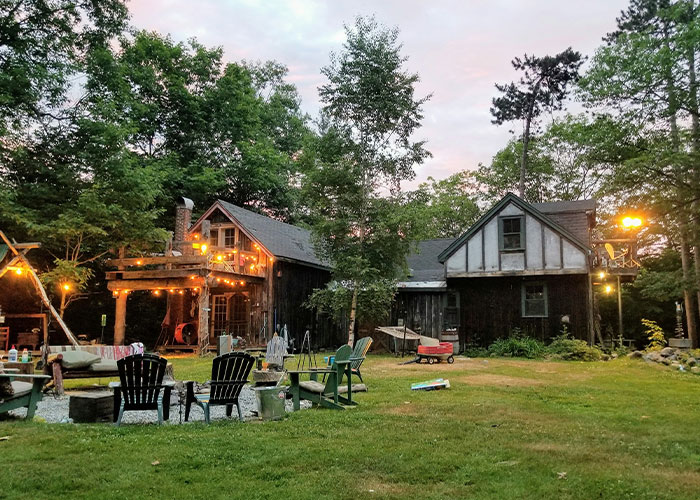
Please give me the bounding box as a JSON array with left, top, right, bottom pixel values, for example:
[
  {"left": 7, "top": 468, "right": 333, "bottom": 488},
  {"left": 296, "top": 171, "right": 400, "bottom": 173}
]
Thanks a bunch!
[
  {"left": 0, "top": 373, "right": 51, "bottom": 380},
  {"left": 108, "top": 381, "right": 121, "bottom": 388}
]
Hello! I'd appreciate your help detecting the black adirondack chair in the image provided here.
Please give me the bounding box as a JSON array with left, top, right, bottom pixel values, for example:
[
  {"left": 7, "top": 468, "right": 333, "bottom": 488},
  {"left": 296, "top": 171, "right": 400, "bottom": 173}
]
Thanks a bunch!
[
  {"left": 109, "top": 353, "right": 174, "bottom": 426},
  {"left": 185, "top": 351, "right": 255, "bottom": 423}
]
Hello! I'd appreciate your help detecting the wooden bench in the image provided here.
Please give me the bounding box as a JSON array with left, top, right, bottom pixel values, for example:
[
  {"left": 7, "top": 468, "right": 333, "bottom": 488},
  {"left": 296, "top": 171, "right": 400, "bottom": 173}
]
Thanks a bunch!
[{"left": 43, "top": 345, "right": 132, "bottom": 395}]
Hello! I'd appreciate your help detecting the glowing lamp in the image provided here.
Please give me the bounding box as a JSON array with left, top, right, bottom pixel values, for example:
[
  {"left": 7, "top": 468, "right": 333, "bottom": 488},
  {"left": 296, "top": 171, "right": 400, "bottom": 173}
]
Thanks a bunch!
[
  {"left": 192, "top": 242, "right": 201, "bottom": 249},
  {"left": 622, "top": 216, "right": 642, "bottom": 228},
  {"left": 62, "top": 283, "right": 71, "bottom": 291},
  {"left": 201, "top": 244, "right": 208, "bottom": 254},
  {"left": 604, "top": 285, "right": 613, "bottom": 294},
  {"left": 216, "top": 254, "right": 223, "bottom": 261},
  {"left": 598, "top": 271, "right": 605, "bottom": 279},
  {"left": 250, "top": 264, "right": 255, "bottom": 271},
  {"left": 136, "top": 260, "right": 143, "bottom": 266},
  {"left": 240, "top": 281, "right": 245, "bottom": 286}
]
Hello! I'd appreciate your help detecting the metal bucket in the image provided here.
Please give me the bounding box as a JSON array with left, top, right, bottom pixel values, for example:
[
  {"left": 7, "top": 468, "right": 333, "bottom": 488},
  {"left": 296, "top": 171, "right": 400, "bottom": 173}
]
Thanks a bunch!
[
  {"left": 254, "top": 386, "right": 287, "bottom": 421},
  {"left": 441, "top": 332, "right": 459, "bottom": 354}
]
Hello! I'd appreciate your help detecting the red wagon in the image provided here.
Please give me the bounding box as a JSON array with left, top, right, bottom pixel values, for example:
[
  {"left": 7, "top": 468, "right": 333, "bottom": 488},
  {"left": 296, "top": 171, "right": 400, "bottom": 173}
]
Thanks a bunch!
[{"left": 417, "top": 342, "right": 454, "bottom": 364}]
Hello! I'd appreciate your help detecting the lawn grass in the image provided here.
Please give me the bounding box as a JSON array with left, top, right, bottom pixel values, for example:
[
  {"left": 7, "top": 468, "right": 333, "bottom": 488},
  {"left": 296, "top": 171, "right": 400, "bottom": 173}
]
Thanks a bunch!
[{"left": 2, "top": 355, "right": 700, "bottom": 499}]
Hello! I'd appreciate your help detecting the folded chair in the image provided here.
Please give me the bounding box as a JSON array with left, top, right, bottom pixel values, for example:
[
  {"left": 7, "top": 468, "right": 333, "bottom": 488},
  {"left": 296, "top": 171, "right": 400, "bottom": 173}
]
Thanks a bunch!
[
  {"left": 185, "top": 351, "right": 255, "bottom": 423},
  {"left": 109, "top": 353, "right": 174, "bottom": 426}
]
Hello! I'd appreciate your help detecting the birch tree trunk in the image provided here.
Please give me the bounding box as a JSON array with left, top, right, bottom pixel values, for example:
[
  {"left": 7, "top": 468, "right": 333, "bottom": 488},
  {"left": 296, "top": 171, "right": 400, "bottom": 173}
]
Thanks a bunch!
[{"left": 347, "top": 283, "right": 358, "bottom": 347}]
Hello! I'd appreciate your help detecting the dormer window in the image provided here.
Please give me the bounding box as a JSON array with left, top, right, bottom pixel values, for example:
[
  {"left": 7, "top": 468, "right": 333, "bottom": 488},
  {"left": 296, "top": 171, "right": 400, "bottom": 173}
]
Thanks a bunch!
[{"left": 500, "top": 216, "right": 524, "bottom": 251}]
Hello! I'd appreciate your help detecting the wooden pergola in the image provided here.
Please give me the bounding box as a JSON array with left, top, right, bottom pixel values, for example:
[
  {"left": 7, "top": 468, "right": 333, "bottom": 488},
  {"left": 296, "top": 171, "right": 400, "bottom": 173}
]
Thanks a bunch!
[
  {"left": 105, "top": 253, "right": 267, "bottom": 353},
  {"left": 0, "top": 230, "right": 79, "bottom": 346}
]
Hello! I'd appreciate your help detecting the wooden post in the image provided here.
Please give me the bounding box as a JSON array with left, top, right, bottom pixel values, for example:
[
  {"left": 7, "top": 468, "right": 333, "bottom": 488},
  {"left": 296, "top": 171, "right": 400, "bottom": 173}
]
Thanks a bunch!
[
  {"left": 114, "top": 292, "right": 127, "bottom": 345},
  {"left": 586, "top": 274, "right": 595, "bottom": 346},
  {"left": 198, "top": 285, "right": 210, "bottom": 356},
  {"left": 113, "top": 247, "right": 127, "bottom": 346}
]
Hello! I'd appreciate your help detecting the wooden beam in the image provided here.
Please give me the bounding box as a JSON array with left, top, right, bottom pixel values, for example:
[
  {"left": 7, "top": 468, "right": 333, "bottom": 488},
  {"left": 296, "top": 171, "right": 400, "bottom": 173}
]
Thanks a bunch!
[
  {"left": 446, "top": 269, "right": 589, "bottom": 278},
  {"left": 107, "top": 278, "right": 203, "bottom": 291},
  {"left": 13, "top": 242, "right": 41, "bottom": 249},
  {"left": 208, "top": 270, "right": 264, "bottom": 282},
  {"left": 105, "top": 255, "right": 207, "bottom": 267},
  {"left": 105, "top": 268, "right": 207, "bottom": 281}
]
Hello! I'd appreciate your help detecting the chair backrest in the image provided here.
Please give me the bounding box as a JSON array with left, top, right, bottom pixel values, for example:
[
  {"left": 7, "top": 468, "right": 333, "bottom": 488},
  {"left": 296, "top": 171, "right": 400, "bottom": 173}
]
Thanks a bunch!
[
  {"left": 351, "top": 336, "right": 372, "bottom": 369},
  {"left": 117, "top": 353, "right": 168, "bottom": 407},
  {"left": 322, "top": 344, "right": 353, "bottom": 394},
  {"left": 265, "top": 335, "right": 286, "bottom": 367},
  {"left": 0, "top": 327, "right": 9, "bottom": 351},
  {"left": 210, "top": 352, "right": 255, "bottom": 403}
]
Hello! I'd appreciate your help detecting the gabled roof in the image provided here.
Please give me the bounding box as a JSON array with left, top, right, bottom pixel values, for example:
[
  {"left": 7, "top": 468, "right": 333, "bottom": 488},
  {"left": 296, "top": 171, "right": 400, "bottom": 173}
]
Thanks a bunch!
[
  {"left": 405, "top": 238, "right": 454, "bottom": 282},
  {"left": 438, "top": 193, "right": 593, "bottom": 263},
  {"left": 192, "top": 200, "right": 328, "bottom": 269}
]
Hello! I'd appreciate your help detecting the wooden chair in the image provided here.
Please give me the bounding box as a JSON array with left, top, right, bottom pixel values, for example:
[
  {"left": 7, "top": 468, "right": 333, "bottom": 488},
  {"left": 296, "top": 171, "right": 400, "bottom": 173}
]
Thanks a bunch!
[
  {"left": 289, "top": 344, "right": 366, "bottom": 411},
  {"left": 0, "top": 373, "right": 51, "bottom": 419},
  {"left": 323, "top": 336, "right": 372, "bottom": 384},
  {"left": 185, "top": 352, "right": 255, "bottom": 424},
  {"left": 109, "top": 353, "right": 174, "bottom": 426}
]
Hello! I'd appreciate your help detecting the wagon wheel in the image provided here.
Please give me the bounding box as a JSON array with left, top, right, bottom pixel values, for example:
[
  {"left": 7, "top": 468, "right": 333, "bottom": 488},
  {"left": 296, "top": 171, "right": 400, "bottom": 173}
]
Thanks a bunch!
[
  {"left": 428, "top": 357, "right": 435, "bottom": 365},
  {"left": 447, "top": 356, "right": 454, "bottom": 364}
]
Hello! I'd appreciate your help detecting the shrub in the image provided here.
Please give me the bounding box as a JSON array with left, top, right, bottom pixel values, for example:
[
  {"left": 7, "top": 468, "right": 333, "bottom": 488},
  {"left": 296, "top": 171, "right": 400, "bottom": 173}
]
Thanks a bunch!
[
  {"left": 463, "top": 346, "right": 489, "bottom": 358},
  {"left": 547, "top": 334, "right": 603, "bottom": 361},
  {"left": 488, "top": 331, "right": 547, "bottom": 359},
  {"left": 641, "top": 318, "right": 667, "bottom": 351}
]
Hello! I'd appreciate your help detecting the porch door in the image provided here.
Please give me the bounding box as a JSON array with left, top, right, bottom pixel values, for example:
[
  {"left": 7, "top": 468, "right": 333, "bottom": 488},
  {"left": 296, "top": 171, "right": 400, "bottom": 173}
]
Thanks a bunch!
[
  {"left": 228, "top": 292, "right": 249, "bottom": 337},
  {"left": 212, "top": 295, "right": 228, "bottom": 337}
]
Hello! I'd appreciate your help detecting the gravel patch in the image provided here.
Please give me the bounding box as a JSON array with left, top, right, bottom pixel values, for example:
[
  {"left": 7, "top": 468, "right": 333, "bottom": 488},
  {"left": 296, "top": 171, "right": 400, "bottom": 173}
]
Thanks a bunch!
[{"left": 8, "top": 385, "right": 311, "bottom": 424}]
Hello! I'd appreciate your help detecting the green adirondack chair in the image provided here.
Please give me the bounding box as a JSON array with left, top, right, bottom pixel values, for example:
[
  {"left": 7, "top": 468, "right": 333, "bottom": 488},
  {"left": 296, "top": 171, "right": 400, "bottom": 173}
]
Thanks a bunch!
[
  {"left": 350, "top": 336, "right": 372, "bottom": 383},
  {"left": 0, "top": 373, "right": 51, "bottom": 420},
  {"left": 289, "top": 344, "right": 365, "bottom": 411}
]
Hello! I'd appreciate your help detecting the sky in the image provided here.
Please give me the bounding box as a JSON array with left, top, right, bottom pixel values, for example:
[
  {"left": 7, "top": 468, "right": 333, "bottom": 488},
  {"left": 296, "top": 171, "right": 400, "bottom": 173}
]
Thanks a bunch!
[{"left": 129, "top": 0, "right": 630, "bottom": 187}]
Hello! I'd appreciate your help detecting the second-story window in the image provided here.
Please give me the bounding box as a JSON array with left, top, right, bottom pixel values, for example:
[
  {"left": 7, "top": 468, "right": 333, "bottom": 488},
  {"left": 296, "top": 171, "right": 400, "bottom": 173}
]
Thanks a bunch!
[
  {"left": 500, "top": 216, "right": 524, "bottom": 250},
  {"left": 224, "top": 228, "right": 235, "bottom": 248},
  {"left": 210, "top": 229, "right": 219, "bottom": 247}
]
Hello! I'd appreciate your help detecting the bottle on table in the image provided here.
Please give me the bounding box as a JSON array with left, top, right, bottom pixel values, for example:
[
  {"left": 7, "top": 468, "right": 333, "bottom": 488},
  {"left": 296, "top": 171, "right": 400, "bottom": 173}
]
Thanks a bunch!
[
  {"left": 8, "top": 345, "right": 17, "bottom": 362},
  {"left": 21, "top": 348, "right": 29, "bottom": 363}
]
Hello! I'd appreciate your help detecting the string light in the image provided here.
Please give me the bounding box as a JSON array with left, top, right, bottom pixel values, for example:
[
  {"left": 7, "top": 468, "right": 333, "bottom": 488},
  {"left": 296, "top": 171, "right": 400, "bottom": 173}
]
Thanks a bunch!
[
  {"left": 15, "top": 268, "right": 22, "bottom": 275},
  {"left": 135, "top": 260, "right": 143, "bottom": 266},
  {"left": 153, "top": 290, "right": 161, "bottom": 296},
  {"left": 62, "top": 283, "right": 71, "bottom": 291}
]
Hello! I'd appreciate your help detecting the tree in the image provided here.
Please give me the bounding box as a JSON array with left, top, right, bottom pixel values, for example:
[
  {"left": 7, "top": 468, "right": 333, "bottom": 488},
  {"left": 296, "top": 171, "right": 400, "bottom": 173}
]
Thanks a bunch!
[
  {"left": 579, "top": 0, "right": 700, "bottom": 346},
  {"left": 0, "top": 0, "right": 128, "bottom": 135},
  {"left": 491, "top": 48, "right": 584, "bottom": 197},
  {"left": 404, "top": 172, "right": 481, "bottom": 239},
  {"left": 306, "top": 16, "right": 431, "bottom": 345}
]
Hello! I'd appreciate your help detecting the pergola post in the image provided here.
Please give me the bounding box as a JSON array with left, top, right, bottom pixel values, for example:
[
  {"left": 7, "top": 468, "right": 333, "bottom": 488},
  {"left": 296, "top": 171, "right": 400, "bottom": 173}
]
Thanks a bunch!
[
  {"left": 198, "top": 285, "right": 210, "bottom": 355},
  {"left": 114, "top": 292, "right": 127, "bottom": 345}
]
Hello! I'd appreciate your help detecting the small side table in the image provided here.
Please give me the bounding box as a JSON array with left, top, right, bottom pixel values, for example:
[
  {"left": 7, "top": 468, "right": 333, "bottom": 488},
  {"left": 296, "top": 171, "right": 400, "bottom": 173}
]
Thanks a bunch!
[{"left": 69, "top": 391, "right": 114, "bottom": 423}]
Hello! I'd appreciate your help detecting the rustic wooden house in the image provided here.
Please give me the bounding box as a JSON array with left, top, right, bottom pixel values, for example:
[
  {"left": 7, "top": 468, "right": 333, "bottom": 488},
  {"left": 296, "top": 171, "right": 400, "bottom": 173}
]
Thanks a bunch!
[
  {"left": 106, "top": 198, "right": 340, "bottom": 351},
  {"left": 437, "top": 193, "right": 597, "bottom": 347}
]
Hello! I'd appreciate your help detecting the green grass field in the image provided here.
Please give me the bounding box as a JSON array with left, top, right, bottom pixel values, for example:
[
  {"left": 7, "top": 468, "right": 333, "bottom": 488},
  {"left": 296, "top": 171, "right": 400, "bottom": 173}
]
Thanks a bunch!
[{"left": 2, "top": 355, "right": 700, "bottom": 500}]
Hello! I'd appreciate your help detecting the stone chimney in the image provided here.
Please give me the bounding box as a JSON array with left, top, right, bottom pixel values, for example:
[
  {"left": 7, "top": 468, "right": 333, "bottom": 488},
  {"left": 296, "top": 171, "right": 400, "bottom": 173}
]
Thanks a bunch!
[{"left": 173, "top": 197, "right": 194, "bottom": 251}]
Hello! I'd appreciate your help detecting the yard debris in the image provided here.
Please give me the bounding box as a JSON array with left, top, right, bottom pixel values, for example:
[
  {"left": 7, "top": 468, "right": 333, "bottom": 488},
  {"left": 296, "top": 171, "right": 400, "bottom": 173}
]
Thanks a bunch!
[
  {"left": 151, "top": 460, "right": 160, "bottom": 466},
  {"left": 557, "top": 472, "right": 567, "bottom": 480},
  {"left": 411, "top": 378, "right": 450, "bottom": 391},
  {"left": 0, "top": 436, "right": 9, "bottom": 441}
]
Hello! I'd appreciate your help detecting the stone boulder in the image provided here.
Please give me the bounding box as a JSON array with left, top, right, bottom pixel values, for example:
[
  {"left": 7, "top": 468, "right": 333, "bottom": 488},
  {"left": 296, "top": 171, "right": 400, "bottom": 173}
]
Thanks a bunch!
[{"left": 628, "top": 351, "right": 643, "bottom": 359}]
